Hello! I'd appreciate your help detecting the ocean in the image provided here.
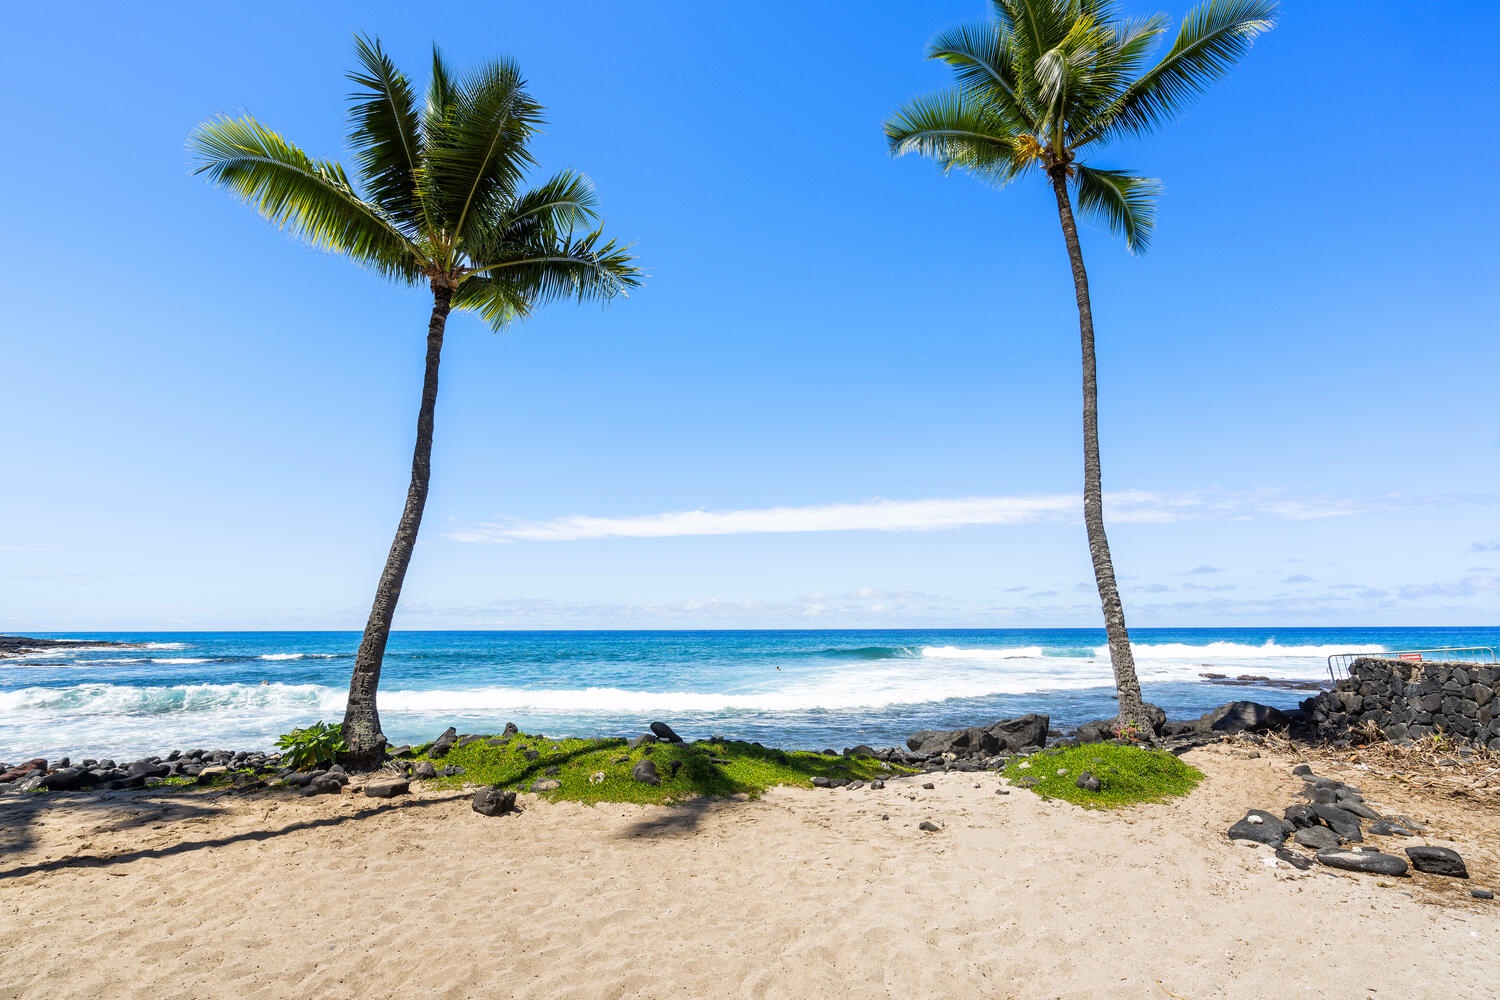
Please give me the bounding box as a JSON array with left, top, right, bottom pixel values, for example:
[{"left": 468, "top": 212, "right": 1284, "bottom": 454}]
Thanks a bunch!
[{"left": 2, "top": 626, "right": 1496, "bottom": 761}]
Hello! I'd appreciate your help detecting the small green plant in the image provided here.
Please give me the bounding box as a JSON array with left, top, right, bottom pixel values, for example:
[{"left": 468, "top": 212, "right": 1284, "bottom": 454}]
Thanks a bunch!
[
  {"left": 275, "top": 721, "right": 347, "bottom": 770},
  {"left": 1111, "top": 720, "right": 1145, "bottom": 742},
  {"left": 1003, "top": 743, "right": 1202, "bottom": 809}
]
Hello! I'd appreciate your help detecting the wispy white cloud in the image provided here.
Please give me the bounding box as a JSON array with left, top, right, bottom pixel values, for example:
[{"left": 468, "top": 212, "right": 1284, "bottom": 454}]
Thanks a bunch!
[{"left": 450, "top": 488, "right": 1429, "bottom": 544}]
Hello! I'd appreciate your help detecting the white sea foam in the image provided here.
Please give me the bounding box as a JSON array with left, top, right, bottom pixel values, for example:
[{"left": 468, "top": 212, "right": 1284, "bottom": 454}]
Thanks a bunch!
[
  {"left": 0, "top": 682, "right": 331, "bottom": 715},
  {"left": 144, "top": 643, "right": 187, "bottom": 650},
  {"left": 261, "top": 653, "right": 305, "bottom": 661}
]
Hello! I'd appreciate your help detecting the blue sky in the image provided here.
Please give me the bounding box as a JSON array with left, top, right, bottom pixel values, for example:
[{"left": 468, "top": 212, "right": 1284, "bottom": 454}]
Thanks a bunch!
[{"left": 2, "top": 1, "right": 1497, "bottom": 630}]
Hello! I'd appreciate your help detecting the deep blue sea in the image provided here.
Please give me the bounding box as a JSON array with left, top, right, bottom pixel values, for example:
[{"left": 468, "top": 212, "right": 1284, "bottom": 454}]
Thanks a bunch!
[{"left": 3, "top": 627, "right": 1497, "bottom": 761}]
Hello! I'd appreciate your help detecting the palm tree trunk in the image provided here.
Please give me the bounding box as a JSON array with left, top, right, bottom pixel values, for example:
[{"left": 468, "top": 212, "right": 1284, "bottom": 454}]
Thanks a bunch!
[
  {"left": 340, "top": 282, "right": 453, "bottom": 768},
  {"left": 1049, "top": 172, "right": 1152, "bottom": 736}
]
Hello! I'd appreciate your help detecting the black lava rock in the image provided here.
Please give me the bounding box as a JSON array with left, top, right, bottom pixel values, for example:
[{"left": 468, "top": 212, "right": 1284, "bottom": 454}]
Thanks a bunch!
[
  {"left": 631, "top": 759, "right": 661, "bottom": 786},
  {"left": 1228, "top": 809, "right": 1289, "bottom": 846},
  {"left": 1405, "top": 846, "right": 1469, "bottom": 879},
  {"left": 1316, "top": 849, "right": 1408, "bottom": 876},
  {"left": 428, "top": 727, "right": 458, "bottom": 758},
  {"left": 363, "top": 777, "right": 409, "bottom": 798},
  {"left": 1075, "top": 772, "right": 1102, "bottom": 793},
  {"left": 1295, "top": 826, "right": 1341, "bottom": 850},
  {"left": 1310, "top": 803, "right": 1364, "bottom": 842},
  {"left": 472, "top": 787, "right": 518, "bottom": 817},
  {"left": 649, "top": 721, "right": 684, "bottom": 743}
]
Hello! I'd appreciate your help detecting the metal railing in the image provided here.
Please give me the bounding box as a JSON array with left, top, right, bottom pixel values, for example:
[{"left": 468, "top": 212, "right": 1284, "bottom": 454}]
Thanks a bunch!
[{"left": 1326, "top": 646, "right": 1497, "bottom": 684}]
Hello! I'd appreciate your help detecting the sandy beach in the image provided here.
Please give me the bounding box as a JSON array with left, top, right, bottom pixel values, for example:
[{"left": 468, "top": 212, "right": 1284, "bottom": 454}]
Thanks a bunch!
[{"left": 2, "top": 744, "right": 1495, "bottom": 1000}]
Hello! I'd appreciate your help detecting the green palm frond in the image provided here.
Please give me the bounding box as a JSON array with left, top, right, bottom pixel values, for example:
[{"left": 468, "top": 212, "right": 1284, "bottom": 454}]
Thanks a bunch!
[
  {"left": 1072, "top": 165, "right": 1160, "bottom": 253},
  {"left": 459, "top": 230, "right": 641, "bottom": 330},
  {"left": 1094, "top": 0, "right": 1276, "bottom": 141},
  {"left": 885, "top": 90, "right": 1033, "bottom": 187},
  {"left": 927, "top": 22, "right": 1039, "bottom": 133},
  {"left": 450, "top": 274, "right": 532, "bottom": 328},
  {"left": 190, "top": 114, "right": 421, "bottom": 281},
  {"left": 423, "top": 57, "right": 542, "bottom": 259},
  {"left": 504, "top": 170, "right": 602, "bottom": 240},
  {"left": 347, "top": 34, "right": 426, "bottom": 233}
]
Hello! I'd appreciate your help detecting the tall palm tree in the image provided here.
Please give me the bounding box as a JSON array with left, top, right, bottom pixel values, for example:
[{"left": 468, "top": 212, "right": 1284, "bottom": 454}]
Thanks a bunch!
[
  {"left": 192, "top": 37, "right": 640, "bottom": 767},
  {"left": 885, "top": 0, "right": 1274, "bottom": 732}
]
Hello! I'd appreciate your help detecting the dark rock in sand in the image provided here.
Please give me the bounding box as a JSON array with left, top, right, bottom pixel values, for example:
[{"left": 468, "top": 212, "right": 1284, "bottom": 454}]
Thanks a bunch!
[
  {"left": 428, "top": 727, "right": 458, "bottom": 758},
  {"left": 1295, "top": 826, "right": 1342, "bottom": 850},
  {"left": 649, "top": 721, "right": 684, "bottom": 743},
  {"left": 1405, "top": 846, "right": 1468, "bottom": 878},
  {"left": 1369, "top": 820, "right": 1414, "bottom": 837},
  {"left": 906, "top": 714, "right": 1049, "bottom": 758},
  {"left": 869, "top": 780, "right": 885, "bottom": 790},
  {"left": 412, "top": 761, "right": 438, "bottom": 780},
  {"left": 303, "top": 777, "right": 343, "bottom": 796},
  {"left": 921, "top": 782, "right": 935, "bottom": 790},
  {"left": 472, "top": 787, "right": 518, "bottom": 817},
  {"left": 1291, "top": 764, "right": 1314, "bottom": 777},
  {"left": 1075, "top": 772, "right": 1102, "bottom": 793},
  {"left": 1228, "top": 809, "right": 1289, "bottom": 846},
  {"left": 363, "top": 777, "right": 408, "bottom": 798},
  {"left": 811, "top": 776, "right": 831, "bottom": 788},
  {"left": 39, "top": 767, "right": 100, "bottom": 791},
  {"left": 1284, "top": 804, "right": 1320, "bottom": 830},
  {"left": 1472, "top": 889, "right": 1494, "bottom": 900},
  {"left": 918, "top": 821, "right": 941, "bottom": 833},
  {"left": 1338, "top": 799, "right": 1382, "bottom": 821},
  {"left": 631, "top": 759, "right": 661, "bottom": 786},
  {"left": 1203, "top": 701, "right": 1290, "bottom": 735},
  {"left": 1316, "top": 849, "right": 1408, "bottom": 876},
  {"left": 1311, "top": 803, "right": 1364, "bottom": 842},
  {"left": 1275, "top": 848, "right": 1314, "bottom": 870}
]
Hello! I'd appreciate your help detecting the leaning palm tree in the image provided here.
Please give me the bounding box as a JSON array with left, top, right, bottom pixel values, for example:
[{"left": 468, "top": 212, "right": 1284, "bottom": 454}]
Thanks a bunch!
[
  {"left": 192, "top": 37, "right": 640, "bottom": 767},
  {"left": 885, "top": 0, "right": 1274, "bottom": 732}
]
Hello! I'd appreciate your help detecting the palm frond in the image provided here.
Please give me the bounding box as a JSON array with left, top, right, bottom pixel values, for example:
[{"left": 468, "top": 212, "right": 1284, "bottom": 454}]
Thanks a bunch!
[
  {"left": 450, "top": 274, "right": 532, "bottom": 328},
  {"left": 423, "top": 58, "right": 542, "bottom": 259},
  {"left": 505, "top": 170, "right": 602, "bottom": 238},
  {"left": 1072, "top": 164, "right": 1160, "bottom": 253},
  {"left": 885, "top": 90, "right": 1034, "bottom": 187},
  {"left": 190, "top": 114, "right": 421, "bottom": 281},
  {"left": 458, "top": 230, "right": 641, "bottom": 330},
  {"left": 347, "top": 34, "right": 426, "bottom": 233},
  {"left": 927, "top": 22, "right": 1039, "bottom": 133},
  {"left": 1097, "top": 0, "right": 1276, "bottom": 140}
]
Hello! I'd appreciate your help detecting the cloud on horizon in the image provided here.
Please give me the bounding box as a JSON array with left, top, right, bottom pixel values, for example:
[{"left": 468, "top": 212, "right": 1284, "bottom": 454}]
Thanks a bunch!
[{"left": 449, "top": 489, "right": 1428, "bottom": 544}]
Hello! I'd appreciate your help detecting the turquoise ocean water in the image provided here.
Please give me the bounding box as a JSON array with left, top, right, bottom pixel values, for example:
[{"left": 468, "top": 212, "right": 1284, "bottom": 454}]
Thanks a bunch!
[{"left": 2, "top": 627, "right": 1497, "bottom": 761}]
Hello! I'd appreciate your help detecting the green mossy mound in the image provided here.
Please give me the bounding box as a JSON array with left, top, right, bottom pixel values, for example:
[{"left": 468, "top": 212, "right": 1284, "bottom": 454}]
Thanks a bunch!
[
  {"left": 1003, "top": 743, "right": 1202, "bottom": 809},
  {"left": 411, "top": 733, "right": 912, "bottom": 805}
]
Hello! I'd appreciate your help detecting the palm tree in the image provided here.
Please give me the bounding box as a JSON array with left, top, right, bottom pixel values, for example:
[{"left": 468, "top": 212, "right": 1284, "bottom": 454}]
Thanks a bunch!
[
  {"left": 885, "top": 0, "right": 1274, "bottom": 732},
  {"left": 192, "top": 37, "right": 640, "bottom": 768}
]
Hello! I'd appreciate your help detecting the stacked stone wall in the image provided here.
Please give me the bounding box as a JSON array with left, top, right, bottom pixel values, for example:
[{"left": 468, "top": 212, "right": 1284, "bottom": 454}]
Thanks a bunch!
[{"left": 1304, "top": 657, "right": 1500, "bottom": 747}]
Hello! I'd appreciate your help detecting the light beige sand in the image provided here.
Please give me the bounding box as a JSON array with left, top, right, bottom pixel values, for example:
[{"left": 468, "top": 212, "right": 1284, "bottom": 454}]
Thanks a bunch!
[{"left": 2, "top": 746, "right": 1496, "bottom": 1000}]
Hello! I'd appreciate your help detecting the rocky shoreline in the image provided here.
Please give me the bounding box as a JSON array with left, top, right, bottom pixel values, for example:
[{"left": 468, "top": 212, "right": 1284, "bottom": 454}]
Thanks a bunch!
[
  {"left": 0, "top": 634, "right": 138, "bottom": 659},
  {"left": 0, "top": 697, "right": 1299, "bottom": 794}
]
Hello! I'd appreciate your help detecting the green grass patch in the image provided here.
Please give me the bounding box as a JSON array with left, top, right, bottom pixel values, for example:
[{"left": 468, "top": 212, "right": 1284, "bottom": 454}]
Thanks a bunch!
[
  {"left": 1003, "top": 743, "right": 1202, "bottom": 809},
  {"left": 413, "top": 733, "right": 913, "bottom": 805}
]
